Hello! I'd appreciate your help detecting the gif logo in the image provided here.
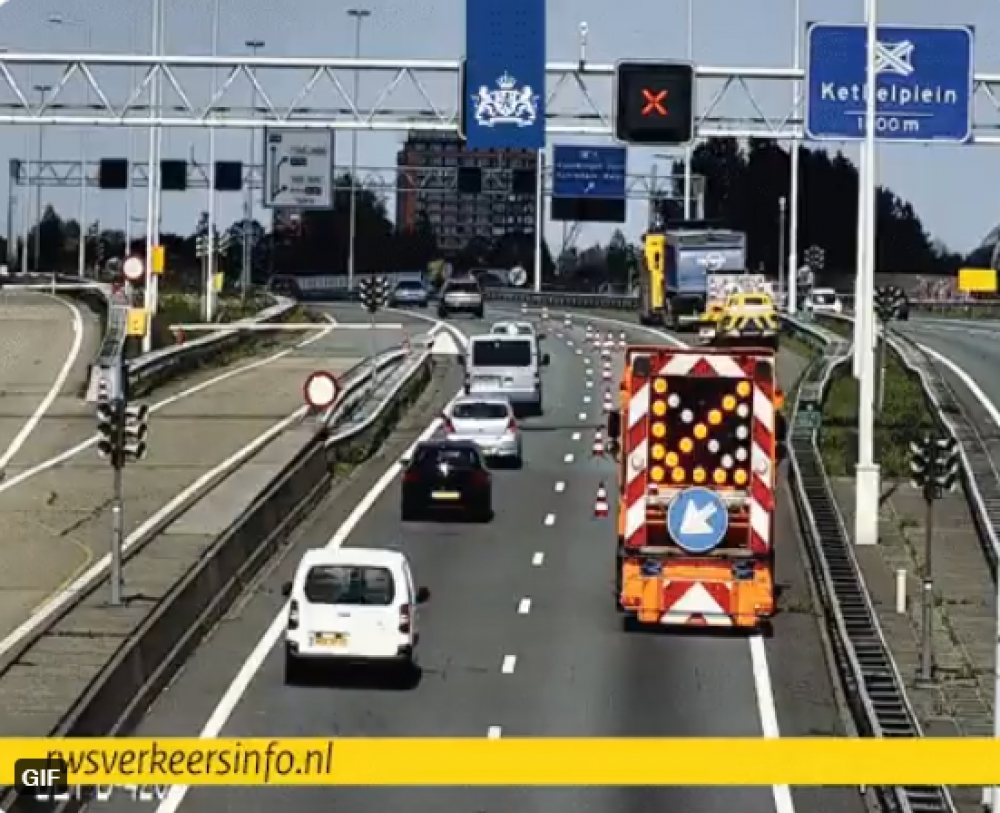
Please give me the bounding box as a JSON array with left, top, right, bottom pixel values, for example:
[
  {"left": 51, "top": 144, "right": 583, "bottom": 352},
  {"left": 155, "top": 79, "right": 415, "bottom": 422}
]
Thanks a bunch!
[{"left": 14, "top": 759, "right": 69, "bottom": 799}]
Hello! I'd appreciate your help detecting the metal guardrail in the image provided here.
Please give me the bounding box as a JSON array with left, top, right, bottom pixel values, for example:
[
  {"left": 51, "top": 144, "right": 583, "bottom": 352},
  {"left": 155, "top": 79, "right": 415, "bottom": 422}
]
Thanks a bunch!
[{"left": 783, "top": 316, "right": 958, "bottom": 813}]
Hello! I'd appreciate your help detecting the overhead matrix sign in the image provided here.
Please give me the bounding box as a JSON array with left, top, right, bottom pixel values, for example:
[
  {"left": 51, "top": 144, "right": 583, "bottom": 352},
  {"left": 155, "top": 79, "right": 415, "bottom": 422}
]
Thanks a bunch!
[{"left": 263, "top": 129, "right": 334, "bottom": 209}]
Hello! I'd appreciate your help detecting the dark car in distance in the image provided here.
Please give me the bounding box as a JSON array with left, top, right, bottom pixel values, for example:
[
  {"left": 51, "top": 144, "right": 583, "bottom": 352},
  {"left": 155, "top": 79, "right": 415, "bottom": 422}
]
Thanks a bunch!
[{"left": 400, "top": 440, "right": 493, "bottom": 523}]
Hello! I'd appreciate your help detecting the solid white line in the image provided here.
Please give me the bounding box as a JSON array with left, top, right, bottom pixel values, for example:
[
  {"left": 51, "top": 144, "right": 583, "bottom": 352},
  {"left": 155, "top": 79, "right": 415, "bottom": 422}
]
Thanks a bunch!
[
  {"left": 487, "top": 725, "right": 503, "bottom": 739},
  {"left": 919, "top": 343, "right": 1000, "bottom": 426},
  {"left": 543, "top": 513, "right": 556, "bottom": 526},
  {"left": 554, "top": 481, "right": 565, "bottom": 493},
  {"left": 0, "top": 296, "right": 84, "bottom": 473},
  {"left": 571, "top": 432, "right": 581, "bottom": 441},
  {"left": 532, "top": 552, "right": 545, "bottom": 566},
  {"left": 517, "top": 597, "right": 532, "bottom": 615},
  {"left": 501, "top": 655, "right": 517, "bottom": 674},
  {"left": 563, "top": 453, "right": 574, "bottom": 463},
  {"left": 749, "top": 635, "right": 796, "bottom": 813},
  {"left": 155, "top": 314, "right": 468, "bottom": 813}
]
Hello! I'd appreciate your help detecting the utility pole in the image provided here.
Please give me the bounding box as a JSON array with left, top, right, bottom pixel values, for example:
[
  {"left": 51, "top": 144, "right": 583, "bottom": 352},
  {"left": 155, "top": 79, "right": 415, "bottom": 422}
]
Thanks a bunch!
[
  {"left": 94, "top": 363, "right": 150, "bottom": 605},
  {"left": 777, "top": 196, "right": 787, "bottom": 301},
  {"left": 346, "top": 8, "right": 371, "bottom": 292},
  {"left": 908, "top": 434, "right": 959, "bottom": 685},
  {"left": 242, "top": 38, "right": 264, "bottom": 302}
]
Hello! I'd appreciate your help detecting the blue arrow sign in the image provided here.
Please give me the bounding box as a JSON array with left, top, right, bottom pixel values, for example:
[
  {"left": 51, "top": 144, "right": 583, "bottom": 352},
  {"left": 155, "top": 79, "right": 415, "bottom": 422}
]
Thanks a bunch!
[
  {"left": 806, "top": 23, "right": 974, "bottom": 143},
  {"left": 553, "top": 145, "right": 627, "bottom": 198},
  {"left": 666, "top": 487, "right": 729, "bottom": 554}
]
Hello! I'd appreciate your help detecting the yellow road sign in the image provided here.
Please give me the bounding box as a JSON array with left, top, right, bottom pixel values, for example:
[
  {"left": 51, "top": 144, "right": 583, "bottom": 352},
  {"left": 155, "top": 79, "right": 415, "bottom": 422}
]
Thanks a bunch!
[
  {"left": 958, "top": 267, "right": 996, "bottom": 293},
  {"left": 126, "top": 308, "right": 148, "bottom": 337},
  {"left": 151, "top": 245, "right": 165, "bottom": 275},
  {"left": 213, "top": 272, "right": 224, "bottom": 292}
]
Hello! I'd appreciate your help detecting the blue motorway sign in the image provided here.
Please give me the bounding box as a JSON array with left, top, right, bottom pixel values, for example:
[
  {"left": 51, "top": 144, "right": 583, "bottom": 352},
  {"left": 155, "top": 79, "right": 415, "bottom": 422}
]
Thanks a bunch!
[
  {"left": 666, "top": 487, "right": 729, "bottom": 554},
  {"left": 552, "top": 145, "right": 627, "bottom": 198},
  {"left": 806, "top": 23, "right": 974, "bottom": 143}
]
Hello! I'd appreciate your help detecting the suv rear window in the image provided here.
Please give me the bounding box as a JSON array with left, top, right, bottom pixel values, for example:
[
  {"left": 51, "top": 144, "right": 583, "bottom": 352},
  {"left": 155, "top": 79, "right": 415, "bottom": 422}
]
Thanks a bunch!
[
  {"left": 472, "top": 338, "right": 532, "bottom": 367},
  {"left": 452, "top": 402, "right": 509, "bottom": 420},
  {"left": 445, "top": 281, "right": 480, "bottom": 293},
  {"left": 303, "top": 565, "right": 395, "bottom": 606}
]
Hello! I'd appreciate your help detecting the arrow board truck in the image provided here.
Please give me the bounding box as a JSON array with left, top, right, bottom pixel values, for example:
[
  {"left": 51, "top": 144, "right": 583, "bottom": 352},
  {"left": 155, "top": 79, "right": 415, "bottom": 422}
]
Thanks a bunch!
[{"left": 606, "top": 345, "right": 779, "bottom": 631}]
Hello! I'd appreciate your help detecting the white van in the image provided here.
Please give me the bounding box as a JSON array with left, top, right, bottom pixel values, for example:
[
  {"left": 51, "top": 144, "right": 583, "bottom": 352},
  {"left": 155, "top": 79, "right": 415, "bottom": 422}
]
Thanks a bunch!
[
  {"left": 282, "top": 547, "right": 430, "bottom": 684},
  {"left": 463, "top": 334, "right": 549, "bottom": 417}
]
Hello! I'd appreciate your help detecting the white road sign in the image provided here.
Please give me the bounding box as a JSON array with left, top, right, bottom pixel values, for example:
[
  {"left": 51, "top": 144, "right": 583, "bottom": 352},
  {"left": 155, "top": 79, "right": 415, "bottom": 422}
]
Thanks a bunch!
[
  {"left": 303, "top": 371, "right": 340, "bottom": 409},
  {"left": 122, "top": 255, "right": 144, "bottom": 282},
  {"left": 263, "top": 129, "right": 334, "bottom": 210}
]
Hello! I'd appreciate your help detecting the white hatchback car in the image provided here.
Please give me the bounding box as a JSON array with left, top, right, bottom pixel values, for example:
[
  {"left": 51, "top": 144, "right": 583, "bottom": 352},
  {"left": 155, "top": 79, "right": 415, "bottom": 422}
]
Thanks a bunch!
[
  {"left": 282, "top": 547, "right": 429, "bottom": 684},
  {"left": 805, "top": 288, "right": 843, "bottom": 315},
  {"left": 444, "top": 395, "right": 523, "bottom": 468}
]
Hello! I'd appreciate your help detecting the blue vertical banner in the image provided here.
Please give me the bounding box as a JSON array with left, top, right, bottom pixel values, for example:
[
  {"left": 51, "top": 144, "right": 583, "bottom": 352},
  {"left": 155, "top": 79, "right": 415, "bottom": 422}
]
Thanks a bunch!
[{"left": 464, "top": 0, "right": 546, "bottom": 150}]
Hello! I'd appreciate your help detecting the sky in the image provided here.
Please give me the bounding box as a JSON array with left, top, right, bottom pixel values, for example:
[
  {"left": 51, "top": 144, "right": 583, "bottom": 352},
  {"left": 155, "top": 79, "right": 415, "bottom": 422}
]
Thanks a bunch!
[{"left": 0, "top": 0, "right": 997, "bottom": 264}]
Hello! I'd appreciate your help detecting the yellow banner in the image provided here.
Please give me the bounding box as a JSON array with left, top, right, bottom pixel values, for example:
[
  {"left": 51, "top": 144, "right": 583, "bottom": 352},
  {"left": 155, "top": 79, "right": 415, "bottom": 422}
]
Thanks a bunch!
[
  {"left": 958, "top": 266, "right": 996, "bottom": 293},
  {"left": 6, "top": 739, "right": 1000, "bottom": 785}
]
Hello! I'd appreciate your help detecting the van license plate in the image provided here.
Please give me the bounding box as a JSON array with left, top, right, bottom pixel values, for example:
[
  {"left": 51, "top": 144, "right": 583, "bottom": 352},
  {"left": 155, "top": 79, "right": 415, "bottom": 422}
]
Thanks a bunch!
[
  {"left": 314, "top": 633, "right": 348, "bottom": 647},
  {"left": 432, "top": 491, "right": 460, "bottom": 500}
]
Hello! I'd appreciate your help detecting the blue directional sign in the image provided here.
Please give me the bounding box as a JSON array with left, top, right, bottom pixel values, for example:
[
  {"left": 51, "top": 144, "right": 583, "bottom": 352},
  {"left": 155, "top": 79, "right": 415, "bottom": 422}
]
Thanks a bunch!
[
  {"left": 553, "top": 145, "right": 627, "bottom": 198},
  {"left": 806, "top": 23, "right": 974, "bottom": 143},
  {"left": 666, "top": 487, "right": 729, "bottom": 554}
]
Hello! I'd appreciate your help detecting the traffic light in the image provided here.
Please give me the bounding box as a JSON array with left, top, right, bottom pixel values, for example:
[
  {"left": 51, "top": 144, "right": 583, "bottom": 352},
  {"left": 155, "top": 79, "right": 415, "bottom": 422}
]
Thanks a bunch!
[
  {"left": 910, "top": 435, "right": 960, "bottom": 500},
  {"left": 214, "top": 161, "right": 243, "bottom": 192},
  {"left": 96, "top": 400, "right": 123, "bottom": 466},
  {"left": 99, "top": 158, "right": 129, "bottom": 190},
  {"left": 123, "top": 404, "right": 149, "bottom": 461},
  {"left": 359, "top": 276, "right": 389, "bottom": 314},
  {"left": 614, "top": 60, "right": 695, "bottom": 146},
  {"left": 875, "top": 285, "right": 909, "bottom": 321}
]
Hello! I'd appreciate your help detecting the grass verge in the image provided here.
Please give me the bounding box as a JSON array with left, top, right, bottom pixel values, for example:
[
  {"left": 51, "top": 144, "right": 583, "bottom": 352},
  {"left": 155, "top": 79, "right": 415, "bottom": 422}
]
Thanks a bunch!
[{"left": 818, "top": 345, "right": 936, "bottom": 478}]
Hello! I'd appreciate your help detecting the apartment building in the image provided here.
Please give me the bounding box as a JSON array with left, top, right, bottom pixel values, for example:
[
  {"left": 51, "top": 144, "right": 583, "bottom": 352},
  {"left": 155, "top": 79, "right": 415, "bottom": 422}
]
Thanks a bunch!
[{"left": 396, "top": 132, "right": 538, "bottom": 254}]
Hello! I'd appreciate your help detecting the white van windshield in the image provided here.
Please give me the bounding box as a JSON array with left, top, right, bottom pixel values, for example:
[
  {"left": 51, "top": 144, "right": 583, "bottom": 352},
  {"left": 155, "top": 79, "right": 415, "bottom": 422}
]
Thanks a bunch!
[
  {"left": 472, "top": 339, "right": 532, "bottom": 367},
  {"left": 303, "top": 565, "right": 395, "bottom": 606}
]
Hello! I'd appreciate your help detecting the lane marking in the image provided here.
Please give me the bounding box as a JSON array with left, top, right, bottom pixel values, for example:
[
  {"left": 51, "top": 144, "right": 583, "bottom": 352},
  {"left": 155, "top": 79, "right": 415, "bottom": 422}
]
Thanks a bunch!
[
  {"left": 583, "top": 395, "right": 591, "bottom": 404},
  {"left": 749, "top": 635, "right": 796, "bottom": 813},
  {"left": 532, "top": 552, "right": 545, "bottom": 566},
  {"left": 517, "top": 597, "right": 532, "bottom": 615},
  {"left": 585, "top": 380, "right": 593, "bottom": 388},
  {"left": 575, "top": 348, "right": 582, "bottom": 355},
  {"left": 543, "top": 513, "right": 556, "bottom": 526},
  {"left": 0, "top": 295, "right": 84, "bottom": 473},
  {"left": 487, "top": 726, "right": 503, "bottom": 739},
  {"left": 578, "top": 412, "right": 587, "bottom": 421},
  {"left": 563, "top": 453, "right": 574, "bottom": 463},
  {"left": 501, "top": 655, "right": 517, "bottom": 674},
  {"left": 571, "top": 432, "right": 581, "bottom": 441},
  {"left": 554, "top": 481, "right": 565, "bottom": 493}
]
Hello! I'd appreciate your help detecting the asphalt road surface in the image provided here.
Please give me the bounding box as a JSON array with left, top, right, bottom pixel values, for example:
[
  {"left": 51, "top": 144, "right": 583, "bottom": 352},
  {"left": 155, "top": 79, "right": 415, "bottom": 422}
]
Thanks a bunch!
[{"left": 96, "top": 307, "right": 865, "bottom": 813}]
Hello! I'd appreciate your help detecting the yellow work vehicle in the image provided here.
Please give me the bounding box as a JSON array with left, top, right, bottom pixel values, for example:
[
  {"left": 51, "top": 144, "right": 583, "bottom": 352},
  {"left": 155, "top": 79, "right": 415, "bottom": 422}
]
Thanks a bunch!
[
  {"left": 715, "top": 292, "right": 780, "bottom": 348},
  {"left": 696, "top": 302, "right": 727, "bottom": 345}
]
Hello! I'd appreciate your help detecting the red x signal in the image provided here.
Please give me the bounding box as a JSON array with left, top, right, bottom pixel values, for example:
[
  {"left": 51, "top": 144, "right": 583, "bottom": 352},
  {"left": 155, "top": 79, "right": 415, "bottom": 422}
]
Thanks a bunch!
[{"left": 641, "top": 88, "right": 668, "bottom": 116}]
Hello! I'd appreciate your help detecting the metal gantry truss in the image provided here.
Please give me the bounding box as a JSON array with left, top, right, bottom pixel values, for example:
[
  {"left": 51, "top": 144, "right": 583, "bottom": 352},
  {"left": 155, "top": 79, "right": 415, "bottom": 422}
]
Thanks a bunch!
[{"left": 9, "top": 158, "right": 699, "bottom": 201}]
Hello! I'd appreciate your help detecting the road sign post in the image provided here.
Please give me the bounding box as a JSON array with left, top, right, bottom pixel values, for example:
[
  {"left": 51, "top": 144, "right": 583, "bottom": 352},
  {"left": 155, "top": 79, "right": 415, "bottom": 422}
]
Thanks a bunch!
[
  {"left": 551, "top": 144, "right": 627, "bottom": 224},
  {"left": 806, "top": 24, "right": 974, "bottom": 142},
  {"left": 262, "top": 129, "right": 335, "bottom": 209}
]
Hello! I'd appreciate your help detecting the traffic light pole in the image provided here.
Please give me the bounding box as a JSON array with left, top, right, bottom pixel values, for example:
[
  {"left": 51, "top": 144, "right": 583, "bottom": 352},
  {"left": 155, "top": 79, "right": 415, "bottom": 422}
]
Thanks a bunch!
[
  {"left": 110, "top": 397, "right": 126, "bottom": 606},
  {"left": 918, "top": 488, "right": 935, "bottom": 684}
]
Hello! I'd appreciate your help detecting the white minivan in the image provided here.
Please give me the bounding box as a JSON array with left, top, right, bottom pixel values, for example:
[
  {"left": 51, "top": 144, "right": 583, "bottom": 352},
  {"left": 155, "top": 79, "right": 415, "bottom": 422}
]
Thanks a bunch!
[
  {"left": 282, "top": 547, "right": 429, "bottom": 685},
  {"left": 463, "top": 334, "right": 549, "bottom": 417}
]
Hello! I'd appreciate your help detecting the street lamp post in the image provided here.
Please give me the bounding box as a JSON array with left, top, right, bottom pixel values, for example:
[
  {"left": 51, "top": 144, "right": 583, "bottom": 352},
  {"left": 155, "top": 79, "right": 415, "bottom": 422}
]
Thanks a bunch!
[
  {"left": 346, "top": 8, "right": 370, "bottom": 291},
  {"left": 32, "top": 84, "right": 52, "bottom": 272},
  {"left": 242, "top": 39, "right": 264, "bottom": 301},
  {"left": 49, "top": 14, "right": 92, "bottom": 278},
  {"left": 681, "top": 0, "right": 694, "bottom": 220}
]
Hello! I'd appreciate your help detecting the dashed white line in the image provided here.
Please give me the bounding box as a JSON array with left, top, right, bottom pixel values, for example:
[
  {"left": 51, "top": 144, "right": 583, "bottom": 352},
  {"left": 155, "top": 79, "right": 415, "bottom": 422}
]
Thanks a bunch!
[
  {"left": 583, "top": 358, "right": 591, "bottom": 365},
  {"left": 555, "top": 481, "right": 566, "bottom": 492},
  {"left": 532, "top": 552, "right": 545, "bottom": 566},
  {"left": 563, "top": 453, "right": 575, "bottom": 463},
  {"left": 544, "top": 513, "right": 556, "bottom": 526},
  {"left": 501, "top": 655, "right": 517, "bottom": 674},
  {"left": 578, "top": 412, "right": 588, "bottom": 421},
  {"left": 586, "top": 380, "right": 593, "bottom": 388},
  {"left": 583, "top": 395, "right": 591, "bottom": 403},
  {"left": 517, "top": 597, "right": 532, "bottom": 615},
  {"left": 572, "top": 432, "right": 581, "bottom": 441},
  {"left": 487, "top": 726, "right": 503, "bottom": 739},
  {"left": 575, "top": 348, "right": 583, "bottom": 355},
  {"left": 567, "top": 340, "right": 574, "bottom": 346}
]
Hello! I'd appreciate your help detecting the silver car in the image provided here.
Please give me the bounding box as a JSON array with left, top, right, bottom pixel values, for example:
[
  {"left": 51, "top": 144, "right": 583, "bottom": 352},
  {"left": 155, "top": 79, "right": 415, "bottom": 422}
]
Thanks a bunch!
[
  {"left": 390, "top": 279, "right": 429, "bottom": 308},
  {"left": 442, "top": 396, "right": 523, "bottom": 468},
  {"left": 438, "top": 277, "right": 485, "bottom": 319}
]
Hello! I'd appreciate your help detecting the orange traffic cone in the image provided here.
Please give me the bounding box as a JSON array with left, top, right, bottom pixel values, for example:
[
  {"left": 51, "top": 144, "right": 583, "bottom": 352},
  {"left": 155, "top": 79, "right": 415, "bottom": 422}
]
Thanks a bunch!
[
  {"left": 594, "top": 483, "right": 610, "bottom": 517},
  {"left": 592, "top": 430, "right": 604, "bottom": 456}
]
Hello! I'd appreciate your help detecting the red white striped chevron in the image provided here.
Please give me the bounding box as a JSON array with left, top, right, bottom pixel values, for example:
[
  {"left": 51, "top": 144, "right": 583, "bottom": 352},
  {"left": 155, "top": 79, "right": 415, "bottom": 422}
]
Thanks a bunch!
[
  {"left": 656, "top": 352, "right": 746, "bottom": 378},
  {"left": 749, "top": 358, "right": 776, "bottom": 553},
  {"left": 661, "top": 580, "right": 733, "bottom": 626},
  {"left": 623, "top": 359, "right": 651, "bottom": 548}
]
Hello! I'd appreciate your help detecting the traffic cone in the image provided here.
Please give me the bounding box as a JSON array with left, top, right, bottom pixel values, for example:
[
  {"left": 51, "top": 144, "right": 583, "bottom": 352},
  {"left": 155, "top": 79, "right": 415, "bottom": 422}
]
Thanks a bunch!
[
  {"left": 402, "top": 336, "right": 411, "bottom": 354},
  {"left": 521, "top": 302, "right": 528, "bottom": 314},
  {"left": 618, "top": 332, "right": 626, "bottom": 349},
  {"left": 592, "top": 430, "right": 604, "bottom": 456},
  {"left": 605, "top": 332, "right": 614, "bottom": 347},
  {"left": 594, "top": 483, "right": 610, "bottom": 517},
  {"left": 603, "top": 389, "right": 613, "bottom": 411},
  {"left": 542, "top": 307, "right": 549, "bottom": 321}
]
